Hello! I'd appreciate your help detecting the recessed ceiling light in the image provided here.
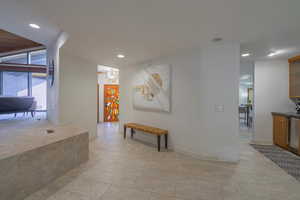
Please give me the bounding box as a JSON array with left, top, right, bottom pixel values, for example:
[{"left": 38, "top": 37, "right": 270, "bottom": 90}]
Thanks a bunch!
[
  {"left": 268, "top": 51, "right": 277, "bottom": 57},
  {"left": 267, "top": 50, "right": 285, "bottom": 57},
  {"left": 241, "top": 53, "right": 251, "bottom": 57},
  {"left": 117, "top": 54, "right": 125, "bottom": 58},
  {"left": 29, "top": 23, "right": 40, "bottom": 29}
]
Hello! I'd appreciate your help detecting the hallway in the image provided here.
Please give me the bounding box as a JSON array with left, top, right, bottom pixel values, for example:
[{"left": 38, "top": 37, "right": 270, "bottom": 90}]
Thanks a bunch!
[
  {"left": 239, "top": 122, "right": 253, "bottom": 143},
  {"left": 26, "top": 123, "right": 300, "bottom": 200}
]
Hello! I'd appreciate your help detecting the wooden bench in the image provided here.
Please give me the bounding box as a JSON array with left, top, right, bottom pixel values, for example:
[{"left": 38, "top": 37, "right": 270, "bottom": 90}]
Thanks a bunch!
[{"left": 124, "top": 123, "right": 168, "bottom": 152}]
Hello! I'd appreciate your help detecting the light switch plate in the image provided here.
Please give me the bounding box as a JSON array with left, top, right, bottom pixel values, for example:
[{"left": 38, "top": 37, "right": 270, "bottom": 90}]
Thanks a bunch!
[{"left": 215, "top": 105, "right": 224, "bottom": 112}]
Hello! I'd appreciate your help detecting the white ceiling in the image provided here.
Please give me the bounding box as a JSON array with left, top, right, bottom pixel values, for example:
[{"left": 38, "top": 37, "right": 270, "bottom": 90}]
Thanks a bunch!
[{"left": 1, "top": 0, "right": 300, "bottom": 67}]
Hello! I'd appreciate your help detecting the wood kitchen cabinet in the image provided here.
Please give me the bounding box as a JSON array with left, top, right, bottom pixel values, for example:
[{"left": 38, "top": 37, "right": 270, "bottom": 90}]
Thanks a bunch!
[
  {"left": 273, "top": 115, "right": 289, "bottom": 149},
  {"left": 272, "top": 113, "right": 300, "bottom": 156},
  {"left": 289, "top": 56, "right": 300, "bottom": 98}
]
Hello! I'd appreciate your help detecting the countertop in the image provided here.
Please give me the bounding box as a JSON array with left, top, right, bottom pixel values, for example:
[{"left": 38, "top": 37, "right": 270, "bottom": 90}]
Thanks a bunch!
[
  {"left": 272, "top": 112, "right": 300, "bottom": 119},
  {"left": 0, "top": 123, "right": 89, "bottom": 160}
]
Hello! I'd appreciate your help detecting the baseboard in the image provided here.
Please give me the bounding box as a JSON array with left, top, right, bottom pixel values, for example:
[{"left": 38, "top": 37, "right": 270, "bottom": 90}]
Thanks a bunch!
[
  {"left": 173, "top": 146, "right": 239, "bottom": 164},
  {"left": 251, "top": 140, "right": 273, "bottom": 145}
]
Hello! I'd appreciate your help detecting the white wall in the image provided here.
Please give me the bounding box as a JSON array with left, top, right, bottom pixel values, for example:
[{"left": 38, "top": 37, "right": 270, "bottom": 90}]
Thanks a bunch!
[
  {"left": 254, "top": 60, "right": 294, "bottom": 143},
  {"left": 120, "top": 43, "right": 240, "bottom": 162},
  {"left": 58, "top": 47, "right": 98, "bottom": 140},
  {"left": 98, "top": 73, "right": 119, "bottom": 122},
  {"left": 47, "top": 34, "right": 97, "bottom": 140},
  {"left": 47, "top": 32, "right": 68, "bottom": 124}
]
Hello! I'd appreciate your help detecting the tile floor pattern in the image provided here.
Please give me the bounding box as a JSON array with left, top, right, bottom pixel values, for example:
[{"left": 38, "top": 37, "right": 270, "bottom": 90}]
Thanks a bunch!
[{"left": 25, "top": 123, "right": 300, "bottom": 200}]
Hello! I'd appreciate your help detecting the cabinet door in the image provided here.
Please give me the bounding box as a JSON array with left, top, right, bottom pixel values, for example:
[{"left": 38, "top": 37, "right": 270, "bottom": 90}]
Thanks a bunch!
[
  {"left": 273, "top": 116, "right": 288, "bottom": 148},
  {"left": 289, "top": 61, "right": 300, "bottom": 97}
]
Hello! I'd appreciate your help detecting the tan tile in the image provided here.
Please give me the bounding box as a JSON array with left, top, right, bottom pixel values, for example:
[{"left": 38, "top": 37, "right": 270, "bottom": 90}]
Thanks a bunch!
[
  {"left": 149, "top": 193, "right": 182, "bottom": 200},
  {"left": 24, "top": 122, "right": 300, "bottom": 200},
  {"left": 175, "top": 182, "right": 222, "bottom": 200},
  {"left": 47, "top": 190, "right": 90, "bottom": 200},
  {"left": 133, "top": 177, "right": 176, "bottom": 196},
  {"left": 58, "top": 176, "right": 110, "bottom": 199},
  {"left": 100, "top": 185, "right": 151, "bottom": 200}
]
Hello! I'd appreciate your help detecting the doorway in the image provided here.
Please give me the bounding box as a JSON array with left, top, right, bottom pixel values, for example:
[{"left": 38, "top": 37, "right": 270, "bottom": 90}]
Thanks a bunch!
[
  {"left": 239, "top": 61, "right": 255, "bottom": 142},
  {"left": 97, "top": 65, "right": 119, "bottom": 123},
  {"left": 104, "top": 84, "right": 119, "bottom": 122}
]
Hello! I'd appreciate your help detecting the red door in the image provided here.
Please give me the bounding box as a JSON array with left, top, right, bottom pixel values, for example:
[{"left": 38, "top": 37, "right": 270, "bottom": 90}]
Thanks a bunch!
[{"left": 104, "top": 85, "right": 119, "bottom": 122}]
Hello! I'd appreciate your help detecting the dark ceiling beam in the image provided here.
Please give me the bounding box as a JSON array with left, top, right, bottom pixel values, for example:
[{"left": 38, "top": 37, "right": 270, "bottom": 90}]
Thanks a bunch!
[
  {"left": 0, "top": 63, "right": 47, "bottom": 73},
  {"left": 0, "top": 29, "right": 44, "bottom": 54}
]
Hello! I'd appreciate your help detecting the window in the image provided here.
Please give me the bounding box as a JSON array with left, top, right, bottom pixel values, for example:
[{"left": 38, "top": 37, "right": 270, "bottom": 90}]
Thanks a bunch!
[
  {"left": 32, "top": 73, "right": 47, "bottom": 110},
  {"left": 0, "top": 49, "right": 47, "bottom": 111},
  {"left": 29, "top": 50, "right": 47, "bottom": 65},
  {"left": 0, "top": 49, "right": 47, "bottom": 66},
  {"left": 0, "top": 53, "right": 27, "bottom": 64},
  {"left": 2, "top": 71, "right": 29, "bottom": 96}
]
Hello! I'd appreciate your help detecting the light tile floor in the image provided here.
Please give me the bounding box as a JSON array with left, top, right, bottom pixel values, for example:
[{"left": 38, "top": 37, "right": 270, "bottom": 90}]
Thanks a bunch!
[
  {"left": 26, "top": 122, "right": 300, "bottom": 200},
  {"left": 239, "top": 121, "right": 253, "bottom": 143}
]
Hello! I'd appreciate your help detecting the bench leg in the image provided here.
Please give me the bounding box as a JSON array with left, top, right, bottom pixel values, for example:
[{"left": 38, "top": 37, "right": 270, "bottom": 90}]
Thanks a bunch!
[
  {"left": 131, "top": 128, "right": 134, "bottom": 138},
  {"left": 157, "top": 135, "right": 161, "bottom": 152},
  {"left": 124, "top": 126, "right": 126, "bottom": 139},
  {"left": 165, "top": 134, "right": 168, "bottom": 149}
]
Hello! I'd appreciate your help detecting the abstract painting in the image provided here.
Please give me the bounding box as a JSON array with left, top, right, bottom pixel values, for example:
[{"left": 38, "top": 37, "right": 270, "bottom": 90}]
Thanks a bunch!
[{"left": 133, "top": 64, "right": 171, "bottom": 112}]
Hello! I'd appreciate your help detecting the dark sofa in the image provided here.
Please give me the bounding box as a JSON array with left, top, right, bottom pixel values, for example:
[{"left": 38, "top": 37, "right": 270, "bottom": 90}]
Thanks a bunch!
[{"left": 0, "top": 96, "right": 37, "bottom": 117}]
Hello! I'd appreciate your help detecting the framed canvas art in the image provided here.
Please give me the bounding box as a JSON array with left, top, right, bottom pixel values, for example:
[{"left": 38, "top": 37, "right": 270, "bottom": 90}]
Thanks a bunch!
[{"left": 133, "top": 64, "right": 171, "bottom": 112}]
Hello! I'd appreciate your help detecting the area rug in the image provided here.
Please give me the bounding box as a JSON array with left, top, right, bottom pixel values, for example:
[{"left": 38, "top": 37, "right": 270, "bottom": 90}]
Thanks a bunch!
[{"left": 250, "top": 144, "right": 300, "bottom": 182}]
